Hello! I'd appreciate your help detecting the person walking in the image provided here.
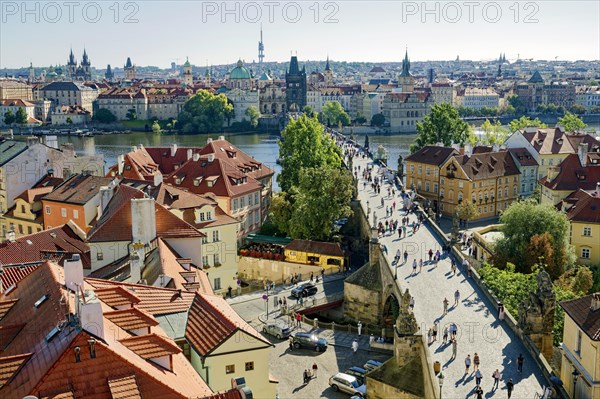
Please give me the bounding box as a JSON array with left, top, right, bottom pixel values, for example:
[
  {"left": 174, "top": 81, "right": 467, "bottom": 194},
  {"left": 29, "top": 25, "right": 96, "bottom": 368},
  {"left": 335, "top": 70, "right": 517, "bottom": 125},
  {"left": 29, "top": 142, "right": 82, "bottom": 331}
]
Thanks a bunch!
[
  {"left": 465, "top": 354, "right": 472, "bottom": 374},
  {"left": 451, "top": 338, "right": 458, "bottom": 359},
  {"left": 517, "top": 354, "right": 524, "bottom": 373},
  {"left": 403, "top": 250, "right": 408, "bottom": 263},
  {"left": 454, "top": 289, "right": 460, "bottom": 306},
  {"left": 443, "top": 298, "right": 449, "bottom": 315},
  {"left": 492, "top": 369, "right": 500, "bottom": 390},
  {"left": 451, "top": 259, "right": 457, "bottom": 275},
  {"left": 473, "top": 353, "right": 480, "bottom": 370},
  {"left": 409, "top": 296, "right": 415, "bottom": 311},
  {"left": 428, "top": 249, "right": 433, "bottom": 262},
  {"left": 419, "top": 258, "right": 423, "bottom": 272},
  {"left": 312, "top": 362, "right": 318, "bottom": 378},
  {"left": 432, "top": 322, "right": 439, "bottom": 341},
  {"left": 412, "top": 259, "right": 417, "bottom": 275},
  {"left": 506, "top": 378, "right": 514, "bottom": 398},
  {"left": 442, "top": 326, "right": 449, "bottom": 344},
  {"left": 357, "top": 321, "right": 362, "bottom": 336},
  {"left": 475, "top": 369, "right": 482, "bottom": 387},
  {"left": 296, "top": 312, "right": 302, "bottom": 328},
  {"left": 303, "top": 369, "right": 310, "bottom": 384},
  {"left": 475, "top": 385, "right": 483, "bottom": 399},
  {"left": 289, "top": 336, "right": 294, "bottom": 351},
  {"left": 352, "top": 339, "right": 359, "bottom": 354}
]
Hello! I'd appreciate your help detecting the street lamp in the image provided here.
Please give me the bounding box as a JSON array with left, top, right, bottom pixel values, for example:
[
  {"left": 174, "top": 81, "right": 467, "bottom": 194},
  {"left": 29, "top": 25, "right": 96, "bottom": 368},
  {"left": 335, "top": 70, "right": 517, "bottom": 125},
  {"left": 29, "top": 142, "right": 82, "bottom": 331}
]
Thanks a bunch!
[
  {"left": 262, "top": 285, "right": 269, "bottom": 319},
  {"left": 438, "top": 372, "right": 444, "bottom": 399},
  {"left": 572, "top": 369, "right": 580, "bottom": 398}
]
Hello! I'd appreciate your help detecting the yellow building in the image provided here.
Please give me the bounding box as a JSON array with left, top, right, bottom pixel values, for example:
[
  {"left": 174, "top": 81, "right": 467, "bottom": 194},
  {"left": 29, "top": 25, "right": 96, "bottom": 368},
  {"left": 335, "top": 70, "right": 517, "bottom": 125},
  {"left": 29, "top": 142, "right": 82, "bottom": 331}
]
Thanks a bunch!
[
  {"left": 186, "top": 292, "right": 276, "bottom": 398},
  {"left": 438, "top": 149, "right": 521, "bottom": 220},
  {"left": 405, "top": 146, "right": 458, "bottom": 212},
  {"left": 284, "top": 239, "right": 345, "bottom": 270},
  {"left": 558, "top": 189, "right": 600, "bottom": 265},
  {"left": 559, "top": 293, "right": 600, "bottom": 399}
]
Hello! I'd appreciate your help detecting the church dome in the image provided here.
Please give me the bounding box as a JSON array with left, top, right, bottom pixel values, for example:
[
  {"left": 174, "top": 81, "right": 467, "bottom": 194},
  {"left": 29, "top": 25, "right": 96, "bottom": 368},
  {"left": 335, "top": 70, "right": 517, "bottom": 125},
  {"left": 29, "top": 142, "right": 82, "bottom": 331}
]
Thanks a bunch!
[
  {"left": 229, "top": 59, "right": 251, "bottom": 79},
  {"left": 183, "top": 57, "right": 191, "bottom": 68}
]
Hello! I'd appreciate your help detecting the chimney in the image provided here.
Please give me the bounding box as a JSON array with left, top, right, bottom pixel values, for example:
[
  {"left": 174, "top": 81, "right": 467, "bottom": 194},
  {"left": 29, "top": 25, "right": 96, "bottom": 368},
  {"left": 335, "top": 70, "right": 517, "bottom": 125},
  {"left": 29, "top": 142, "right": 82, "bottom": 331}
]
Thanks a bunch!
[
  {"left": 547, "top": 166, "right": 559, "bottom": 182},
  {"left": 207, "top": 138, "right": 213, "bottom": 144},
  {"left": 578, "top": 143, "right": 588, "bottom": 167},
  {"left": 117, "top": 154, "right": 125, "bottom": 175},
  {"left": 170, "top": 143, "right": 178, "bottom": 157},
  {"left": 131, "top": 198, "right": 157, "bottom": 245},
  {"left": 98, "top": 185, "right": 115, "bottom": 217},
  {"left": 492, "top": 143, "right": 500, "bottom": 152},
  {"left": 64, "top": 254, "right": 84, "bottom": 292},
  {"left": 219, "top": 135, "right": 225, "bottom": 141},
  {"left": 6, "top": 230, "right": 16, "bottom": 242},
  {"left": 591, "top": 292, "right": 600, "bottom": 311},
  {"left": 26, "top": 136, "right": 40, "bottom": 147},
  {"left": 45, "top": 135, "right": 59, "bottom": 149},
  {"left": 452, "top": 143, "right": 460, "bottom": 151},
  {"left": 187, "top": 148, "right": 193, "bottom": 160},
  {"left": 129, "top": 250, "right": 143, "bottom": 284},
  {"left": 79, "top": 293, "right": 105, "bottom": 340},
  {"left": 131, "top": 145, "right": 137, "bottom": 153},
  {"left": 153, "top": 172, "right": 163, "bottom": 187},
  {"left": 464, "top": 144, "right": 473, "bottom": 157},
  {"left": 207, "top": 153, "right": 215, "bottom": 162},
  {"left": 192, "top": 153, "right": 200, "bottom": 162}
]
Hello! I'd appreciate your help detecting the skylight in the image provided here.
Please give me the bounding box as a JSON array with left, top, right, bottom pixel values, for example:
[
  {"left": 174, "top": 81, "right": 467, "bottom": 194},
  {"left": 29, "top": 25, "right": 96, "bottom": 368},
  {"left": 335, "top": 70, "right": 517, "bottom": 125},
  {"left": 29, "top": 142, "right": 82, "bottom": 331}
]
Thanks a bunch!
[{"left": 34, "top": 294, "right": 49, "bottom": 308}]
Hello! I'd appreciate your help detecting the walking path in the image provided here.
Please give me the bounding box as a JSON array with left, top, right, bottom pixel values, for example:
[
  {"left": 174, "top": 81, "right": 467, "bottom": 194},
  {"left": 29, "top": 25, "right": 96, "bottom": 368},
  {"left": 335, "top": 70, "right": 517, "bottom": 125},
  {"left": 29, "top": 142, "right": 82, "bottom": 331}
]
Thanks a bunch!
[{"left": 347, "top": 143, "right": 547, "bottom": 399}]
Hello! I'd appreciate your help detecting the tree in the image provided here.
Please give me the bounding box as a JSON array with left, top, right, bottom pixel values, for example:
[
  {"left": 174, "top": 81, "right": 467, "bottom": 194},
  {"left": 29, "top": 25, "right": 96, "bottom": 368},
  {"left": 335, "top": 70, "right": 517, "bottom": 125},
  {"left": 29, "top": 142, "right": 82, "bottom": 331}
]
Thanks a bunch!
[
  {"left": 568, "top": 104, "right": 587, "bottom": 115},
  {"left": 302, "top": 105, "right": 315, "bottom": 117},
  {"left": 508, "top": 116, "right": 547, "bottom": 132},
  {"left": 455, "top": 200, "right": 480, "bottom": 228},
  {"left": 15, "top": 107, "right": 28, "bottom": 125},
  {"left": 493, "top": 200, "right": 574, "bottom": 274},
  {"left": 321, "top": 101, "right": 350, "bottom": 127},
  {"left": 126, "top": 108, "right": 137, "bottom": 121},
  {"left": 526, "top": 233, "right": 559, "bottom": 279},
  {"left": 558, "top": 111, "right": 587, "bottom": 132},
  {"left": 371, "top": 113, "right": 385, "bottom": 127},
  {"left": 151, "top": 120, "right": 162, "bottom": 135},
  {"left": 480, "top": 119, "right": 509, "bottom": 145},
  {"left": 507, "top": 95, "right": 526, "bottom": 115},
  {"left": 277, "top": 114, "right": 341, "bottom": 192},
  {"left": 3, "top": 110, "right": 15, "bottom": 126},
  {"left": 66, "top": 117, "right": 73, "bottom": 125},
  {"left": 557, "top": 266, "right": 594, "bottom": 296},
  {"left": 177, "top": 89, "right": 233, "bottom": 133},
  {"left": 287, "top": 167, "right": 354, "bottom": 240},
  {"left": 355, "top": 115, "right": 367, "bottom": 124},
  {"left": 244, "top": 106, "right": 260, "bottom": 128},
  {"left": 411, "top": 103, "right": 470, "bottom": 152},
  {"left": 269, "top": 192, "right": 294, "bottom": 234},
  {"left": 94, "top": 109, "right": 117, "bottom": 124}
]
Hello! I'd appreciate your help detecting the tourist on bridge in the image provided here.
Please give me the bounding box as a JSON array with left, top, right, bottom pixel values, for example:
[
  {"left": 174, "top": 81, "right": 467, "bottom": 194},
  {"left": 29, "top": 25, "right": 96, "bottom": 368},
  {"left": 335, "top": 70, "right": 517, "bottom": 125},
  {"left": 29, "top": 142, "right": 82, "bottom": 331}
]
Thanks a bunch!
[
  {"left": 312, "top": 362, "right": 318, "bottom": 378},
  {"left": 443, "top": 298, "right": 449, "bottom": 315},
  {"left": 412, "top": 259, "right": 417, "bottom": 275},
  {"left": 517, "top": 353, "right": 524, "bottom": 373},
  {"left": 451, "top": 259, "right": 457, "bottom": 275},
  {"left": 419, "top": 258, "right": 423, "bottom": 272},
  {"left": 465, "top": 354, "right": 472, "bottom": 374},
  {"left": 475, "top": 369, "right": 482, "bottom": 387},
  {"left": 442, "top": 326, "right": 449, "bottom": 344},
  {"left": 454, "top": 289, "right": 461, "bottom": 306},
  {"left": 395, "top": 249, "right": 401, "bottom": 263},
  {"left": 451, "top": 339, "right": 458, "bottom": 359},
  {"left": 492, "top": 369, "right": 501, "bottom": 389},
  {"left": 403, "top": 250, "right": 408, "bottom": 263},
  {"left": 352, "top": 339, "right": 359, "bottom": 354},
  {"left": 432, "top": 322, "right": 439, "bottom": 341},
  {"left": 475, "top": 386, "right": 483, "bottom": 399},
  {"left": 473, "top": 352, "right": 480, "bottom": 370},
  {"left": 506, "top": 378, "right": 514, "bottom": 398},
  {"left": 428, "top": 249, "right": 433, "bottom": 262}
]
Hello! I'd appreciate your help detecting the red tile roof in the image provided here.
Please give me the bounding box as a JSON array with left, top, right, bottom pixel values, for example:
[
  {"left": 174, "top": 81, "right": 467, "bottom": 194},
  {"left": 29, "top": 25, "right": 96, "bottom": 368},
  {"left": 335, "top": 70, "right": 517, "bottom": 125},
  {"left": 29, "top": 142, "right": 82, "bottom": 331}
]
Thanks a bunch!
[
  {"left": 43, "top": 174, "right": 113, "bottom": 205},
  {"left": 558, "top": 189, "right": 600, "bottom": 224},
  {"left": 94, "top": 286, "right": 142, "bottom": 308},
  {"left": 85, "top": 279, "right": 195, "bottom": 315},
  {"left": 108, "top": 375, "right": 142, "bottom": 399},
  {"left": 451, "top": 151, "right": 520, "bottom": 181},
  {"left": 521, "top": 127, "right": 575, "bottom": 155},
  {"left": 104, "top": 307, "right": 160, "bottom": 331},
  {"left": 185, "top": 293, "right": 271, "bottom": 357},
  {"left": 120, "top": 333, "right": 182, "bottom": 359},
  {"left": 155, "top": 183, "right": 217, "bottom": 210},
  {"left": 0, "top": 353, "right": 32, "bottom": 388},
  {"left": 560, "top": 294, "right": 600, "bottom": 341},
  {"left": 0, "top": 299, "right": 19, "bottom": 320},
  {"left": 0, "top": 265, "right": 39, "bottom": 291},
  {"left": 541, "top": 153, "right": 600, "bottom": 191},
  {"left": 0, "top": 223, "right": 90, "bottom": 269},
  {"left": 405, "top": 146, "right": 459, "bottom": 166},
  {"left": 508, "top": 148, "right": 538, "bottom": 166}
]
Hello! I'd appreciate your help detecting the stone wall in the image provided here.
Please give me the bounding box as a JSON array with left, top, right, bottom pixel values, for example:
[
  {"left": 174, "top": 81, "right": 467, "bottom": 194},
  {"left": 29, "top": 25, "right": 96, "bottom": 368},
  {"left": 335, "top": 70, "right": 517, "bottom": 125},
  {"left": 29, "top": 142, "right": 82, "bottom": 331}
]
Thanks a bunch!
[
  {"left": 237, "top": 256, "right": 335, "bottom": 284},
  {"left": 367, "top": 377, "right": 422, "bottom": 399},
  {"left": 343, "top": 281, "right": 382, "bottom": 325}
]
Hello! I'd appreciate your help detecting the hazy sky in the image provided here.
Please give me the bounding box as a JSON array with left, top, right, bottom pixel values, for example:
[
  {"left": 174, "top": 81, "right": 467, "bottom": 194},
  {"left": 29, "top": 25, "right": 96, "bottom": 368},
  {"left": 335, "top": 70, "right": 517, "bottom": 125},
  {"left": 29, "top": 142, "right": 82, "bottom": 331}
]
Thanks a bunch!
[{"left": 1, "top": 1, "right": 599, "bottom": 69}]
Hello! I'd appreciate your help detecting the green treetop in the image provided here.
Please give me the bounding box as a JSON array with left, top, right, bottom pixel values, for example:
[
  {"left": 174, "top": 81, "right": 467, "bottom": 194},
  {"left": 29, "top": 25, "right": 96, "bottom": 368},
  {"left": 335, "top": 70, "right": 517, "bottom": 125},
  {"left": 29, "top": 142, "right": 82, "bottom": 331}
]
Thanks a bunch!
[
  {"left": 321, "top": 101, "right": 351, "bottom": 127},
  {"left": 177, "top": 89, "right": 234, "bottom": 133},
  {"left": 411, "top": 103, "right": 469, "bottom": 153},
  {"left": 558, "top": 112, "right": 587, "bottom": 132},
  {"left": 508, "top": 116, "right": 547, "bottom": 132}
]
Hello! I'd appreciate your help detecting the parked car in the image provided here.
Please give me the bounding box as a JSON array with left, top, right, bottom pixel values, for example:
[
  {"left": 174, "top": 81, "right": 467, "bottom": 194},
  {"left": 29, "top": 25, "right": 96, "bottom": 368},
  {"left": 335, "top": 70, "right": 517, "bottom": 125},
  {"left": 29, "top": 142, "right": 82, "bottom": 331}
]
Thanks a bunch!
[
  {"left": 291, "top": 283, "right": 318, "bottom": 298},
  {"left": 344, "top": 366, "right": 367, "bottom": 385},
  {"left": 328, "top": 372, "right": 367, "bottom": 397},
  {"left": 363, "top": 359, "right": 383, "bottom": 371},
  {"left": 262, "top": 322, "right": 291, "bottom": 339},
  {"left": 292, "top": 332, "right": 328, "bottom": 352}
]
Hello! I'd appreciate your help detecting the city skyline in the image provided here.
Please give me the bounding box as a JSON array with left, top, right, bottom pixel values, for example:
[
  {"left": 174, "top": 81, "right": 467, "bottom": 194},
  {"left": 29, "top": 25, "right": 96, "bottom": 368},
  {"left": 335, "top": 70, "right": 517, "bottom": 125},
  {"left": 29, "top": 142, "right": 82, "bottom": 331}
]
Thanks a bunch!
[{"left": 1, "top": 1, "right": 599, "bottom": 69}]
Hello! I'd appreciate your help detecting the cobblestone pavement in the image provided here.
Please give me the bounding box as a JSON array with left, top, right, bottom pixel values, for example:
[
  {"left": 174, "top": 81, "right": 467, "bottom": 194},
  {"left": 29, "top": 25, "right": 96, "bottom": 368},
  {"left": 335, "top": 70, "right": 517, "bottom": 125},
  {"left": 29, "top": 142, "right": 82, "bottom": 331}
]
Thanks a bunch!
[{"left": 351, "top": 150, "right": 547, "bottom": 399}]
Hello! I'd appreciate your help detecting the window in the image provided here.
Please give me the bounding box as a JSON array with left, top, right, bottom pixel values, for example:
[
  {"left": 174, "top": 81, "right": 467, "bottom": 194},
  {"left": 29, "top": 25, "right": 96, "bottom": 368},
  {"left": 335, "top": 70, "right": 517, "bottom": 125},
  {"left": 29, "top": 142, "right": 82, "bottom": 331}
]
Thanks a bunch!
[
  {"left": 225, "top": 364, "right": 235, "bottom": 374},
  {"left": 97, "top": 251, "right": 103, "bottom": 260},
  {"left": 73, "top": 209, "right": 79, "bottom": 219},
  {"left": 440, "top": 178, "right": 445, "bottom": 185},
  {"left": 248, "top": 194, "right": 253, "bottom": 206},
  {"left": 417, "top": 181, "right": 422, "bottom": 190},
  {"left": 583, "top": 227, "right": 592, "bottom": 237},
  {"left": 20, "top": 204, "right": 25, "bottom": 213},
  {"left": 61, "top": 208, "right": 67, "bottom": 217},
  {"left": 504, "top": 188, "right": 508, "bottom": 197},
  {"left": 418, "top": 166, "right": 422, "bottom": 175},
  {"left": 27, "top": 226, "right": 32, "bottom": 234},
  {"left": 245, "top": 361, "right": 254, "bottom": 371},
  {"left": 458, "top": 181, "right": 464, "bottom": 188},
  {"left": 498, "top": 189, "right": 502, "bottom": 198},
  {"left": 576, "top": 330, "right": 582, "bottom": 355},
  {"left": 581, "top": 248, "right": 590, "bottom": 259},
  {"left": 240, "top": 196, "right": 246, "bottom": 207},
  {"left": 45, "top": 206, "right": 51, "bottom": 214},
  {"left": 202, "top": 255, "right": 209, "bottom": 267},
  {"left": 426, "top": 166, "right": 431, "bottom": 176},
  {"left": 214, "top": 277, "right": 221, "bottom": 290},
  {"left": 425, "top": 182, "right": 430, "bottom": 192},
  {"left": 202, "top": 236, "right": 208, "bottom": 244},
  {"left": 410, "top": 165, "right": 414, "bottom": 173},
  {"left": 213, "top": 254, "right": 220, "bottom": 265},
  {"left": 307, "top": 256, "right": 320, "bottom": 262},
  {"left": 213, "top": 230, "right": 219, "bottom": 242},
  {"left": 255, "top": 192, "right": 259, "bottom": 205},
  {"left": 233, "top": 199, "right": 238, "bottom": 210},
  {"left": 433, "top": 184, "right": 438, "bottom": 194}
]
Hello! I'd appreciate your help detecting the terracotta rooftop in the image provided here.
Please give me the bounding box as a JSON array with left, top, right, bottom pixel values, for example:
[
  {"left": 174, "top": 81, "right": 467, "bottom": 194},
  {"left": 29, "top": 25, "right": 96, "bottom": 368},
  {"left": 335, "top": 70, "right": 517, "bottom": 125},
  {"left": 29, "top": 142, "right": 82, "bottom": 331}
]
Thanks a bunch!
[
  {"left": 108, "top": 375, "right": 142, "bottom": 399},
  {"left": 521, "top": 127, "right": 575, "bottom": 155},
  {"left": 560, "top": 293, "right": 600, "bottom": 341},
  {"left": 86, "top": 279, "right": 195, "bottom": 315},
  {"left": 285, "top": 239, "right": 344, "bottom": 257},
  {"left": 198, "top": 138, "right": 275, "bottom": 181},
  {"left": 540, "top": 153, "right": 600, "bottom": 191},
  {"left": 104, "top": 307, "right": 160, "bottom": 331},
  {"left": 508, "top": 147, "right": 538, "bottom": 167},
  {"left": 451, "top": 150, "right": 520, "bottom": 181},
  {"left": 94, "top": 286, "right": 142, "bottom": 308},
  {"left": 185, "top": 293, "right": 271, "bottom": 357},
  {"left": 405, "top": 145, "right": 459, "bottom": 166},
  {"left": 0, "top": 223, "right": 90, "bottom": 269},
  {"left": 0, "top": 265, "right": 40, "bottom": 291},
  {"left": 0, "top": 353, "right": 32, "bottom": 388},
  {"left": 0, "top": 299, "right": 19, "bottom": 320},
  {"left": 119, "top": 333, "right": 182, "bottom": 359},
  {"left": 558, "top": 189, "right": 600, "bottom": 224},
  {"left": 42, "top": 174, "right": 113, "bottom": 205},
  {"left": 155, "top": 183, "right": 217, "bottom": 210}
]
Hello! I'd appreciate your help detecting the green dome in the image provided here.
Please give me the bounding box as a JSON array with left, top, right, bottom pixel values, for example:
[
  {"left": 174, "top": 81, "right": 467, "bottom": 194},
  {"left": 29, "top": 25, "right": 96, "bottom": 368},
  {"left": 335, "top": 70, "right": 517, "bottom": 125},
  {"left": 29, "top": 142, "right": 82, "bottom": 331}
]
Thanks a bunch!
[
  {"left": 229, "top": 59, "right": 251, "bottom": 79},
  {"left": 183, "top": 57, "right": 191, "bottom": 67}
]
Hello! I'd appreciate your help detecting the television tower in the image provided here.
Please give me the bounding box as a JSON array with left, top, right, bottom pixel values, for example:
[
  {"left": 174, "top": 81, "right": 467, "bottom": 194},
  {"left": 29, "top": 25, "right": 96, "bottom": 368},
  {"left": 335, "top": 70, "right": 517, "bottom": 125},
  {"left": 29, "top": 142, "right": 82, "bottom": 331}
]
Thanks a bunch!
[{"left": 258, "top": 25, "right": 265, "bottom": 70}]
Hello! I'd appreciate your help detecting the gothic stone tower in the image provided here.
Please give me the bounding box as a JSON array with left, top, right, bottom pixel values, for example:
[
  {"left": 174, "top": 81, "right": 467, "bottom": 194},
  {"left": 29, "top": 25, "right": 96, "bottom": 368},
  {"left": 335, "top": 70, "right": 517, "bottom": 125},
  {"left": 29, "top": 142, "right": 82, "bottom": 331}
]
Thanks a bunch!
[
  {"left": 398, "top": 48, "right": 414, "bottom": 93},
  {"left": 285, "top": 55, "right": 307, "bottom": 112},
  {"left": 183, "top": 57, "right": 193, "bottom": 86},
  {"left": 81, "top": 48, "right": 91, "bottom": 80},
  {"left": 67, "top": 49, "right": 77, "bottom": 80}
]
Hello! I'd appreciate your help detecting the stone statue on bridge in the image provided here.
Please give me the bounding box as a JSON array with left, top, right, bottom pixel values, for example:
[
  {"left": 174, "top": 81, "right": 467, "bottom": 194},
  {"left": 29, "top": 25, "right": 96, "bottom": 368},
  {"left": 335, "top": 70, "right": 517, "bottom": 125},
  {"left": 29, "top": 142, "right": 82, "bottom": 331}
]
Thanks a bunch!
[
  {"left": 397, "top": 154, "right": 404, "bottom": 178},
  {"left": 396, "top": 289, "right": 418, "bottom": 336}
]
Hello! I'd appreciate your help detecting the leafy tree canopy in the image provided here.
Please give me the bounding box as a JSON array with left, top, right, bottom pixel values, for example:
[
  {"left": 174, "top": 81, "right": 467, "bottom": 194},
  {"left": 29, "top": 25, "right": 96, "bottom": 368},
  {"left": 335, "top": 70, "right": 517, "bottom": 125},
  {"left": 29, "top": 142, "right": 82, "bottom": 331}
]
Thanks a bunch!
[
  {"left": 411, "top": 103, "right": 469, "bottom": 152},
  {"left": 94, "top": 108, "right": 117, "bottom": 124},
  {"left": 508, "top": 116, "right": 547, "bottom": 132},
  {"left": 15, "top": 107, "right": 28, "bottom": 125},
  {"left": 177, "top": 89, "right": 234, "bottom": 133},
  {"left": 558, "top": 111, "right": 587, "bottom": 132},
  {"left": 245, "top": 105, "right": 260, "bottom": 128},
  {"left": 321, "top": 101, "right": 351, "bottom": 127},
  {"left": 480, "top": 119, "right": 509, "bottom": 145},
  {"left": 277, "top": 114, "right": 341, "bottom": 192},
  {"left": 371, "top": 113, "right": 385, "bottom": 127},
  {"left": 3, "top": 110, "right": 15, "bottom": 126},
  {"left": 151, "top": 120, "right": 162, "bottom": 135}
]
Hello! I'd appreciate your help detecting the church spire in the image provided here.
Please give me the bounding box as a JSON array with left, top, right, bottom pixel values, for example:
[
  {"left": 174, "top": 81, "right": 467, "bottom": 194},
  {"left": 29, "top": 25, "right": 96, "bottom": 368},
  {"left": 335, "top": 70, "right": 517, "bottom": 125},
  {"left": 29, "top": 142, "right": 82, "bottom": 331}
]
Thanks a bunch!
[
  {"left": 399, "top": 47, "right": 412, "bottom": 77},
  {"left": 325, "top": 55, "right": 330, "bottom": 71}
]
